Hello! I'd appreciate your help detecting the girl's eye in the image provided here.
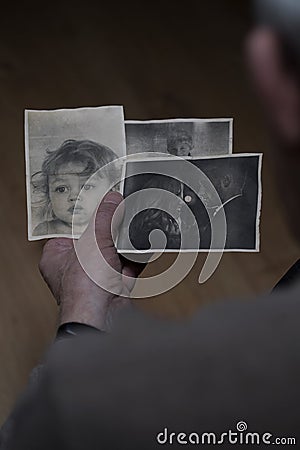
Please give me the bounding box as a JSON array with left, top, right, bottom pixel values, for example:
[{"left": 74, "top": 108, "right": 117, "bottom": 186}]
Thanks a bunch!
[
  {"left": 55, "top": 186, "right": 68, "bottom": 193},
  {"left": 83, "top": 184, "right": 94, "bottom": 191}
]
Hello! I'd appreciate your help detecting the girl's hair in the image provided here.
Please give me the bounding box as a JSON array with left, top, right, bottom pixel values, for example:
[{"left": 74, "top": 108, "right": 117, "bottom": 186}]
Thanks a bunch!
[
  {"left": 167, "top": 132, "right": 193, "bottom": 155},
  {"left": 31, "top": 139, "right": 119, "bottom": 217}
]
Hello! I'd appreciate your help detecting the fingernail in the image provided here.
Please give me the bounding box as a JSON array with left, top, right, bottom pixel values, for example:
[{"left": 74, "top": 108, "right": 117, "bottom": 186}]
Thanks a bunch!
[{"left": 103, "top": 192, "right": 122, "bottom": 204}]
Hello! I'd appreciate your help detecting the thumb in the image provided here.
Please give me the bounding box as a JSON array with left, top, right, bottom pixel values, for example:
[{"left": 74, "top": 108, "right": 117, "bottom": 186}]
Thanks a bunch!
[
  {"left": 39, "top": 238, "right": 73, "bottom": 304},
  {"left": 39, "top": 238, "right": 73, "bottom": 275},
  {"left": 94, "top": 191, "right": 124, "bottom": 248}
]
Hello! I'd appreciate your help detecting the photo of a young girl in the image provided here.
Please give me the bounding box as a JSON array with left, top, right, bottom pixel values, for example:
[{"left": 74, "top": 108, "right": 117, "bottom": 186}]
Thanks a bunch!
[
  {"left": 25, "top": 106, "right": 126, "bottom": 240},
  {"left": 31, "top": 139, "right": 118, "bottom": 236}
]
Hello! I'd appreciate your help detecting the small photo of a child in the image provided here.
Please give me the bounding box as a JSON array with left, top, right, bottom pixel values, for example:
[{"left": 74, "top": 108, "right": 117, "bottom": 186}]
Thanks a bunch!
[
  {"left": 125, "top": 118, "right": 233, "bottom": 157},
  {"left": 25, "top": 106, "right": 126, "bottom": 240}
]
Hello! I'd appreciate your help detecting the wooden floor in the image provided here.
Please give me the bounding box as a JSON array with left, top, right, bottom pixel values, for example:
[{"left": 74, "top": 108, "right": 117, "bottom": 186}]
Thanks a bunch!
[{"left": 0, "top": 1, "right": 299, "bottom": 424}]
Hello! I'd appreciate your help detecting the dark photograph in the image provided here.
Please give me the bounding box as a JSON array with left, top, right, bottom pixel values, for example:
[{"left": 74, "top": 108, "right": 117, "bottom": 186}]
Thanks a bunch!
[{"left": 118, "top": 154, "right": 262, "bottom": 251}]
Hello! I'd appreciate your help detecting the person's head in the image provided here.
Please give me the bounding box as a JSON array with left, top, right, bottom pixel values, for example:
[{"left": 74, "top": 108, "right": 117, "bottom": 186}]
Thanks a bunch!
[
  {"left": 167, "top": 132, "right": 193, "bottom": 156},
  {"left": 247, "top": 0, "right": 300, "bottom": 243},
  {"left": 32, "top": 139, "right": 118, "bottom": 231}
]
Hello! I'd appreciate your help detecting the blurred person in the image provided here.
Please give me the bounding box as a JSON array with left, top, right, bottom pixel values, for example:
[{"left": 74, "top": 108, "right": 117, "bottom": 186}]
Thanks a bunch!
[{"left": 2, "top": 0, "right": 300, "bottom": 448}]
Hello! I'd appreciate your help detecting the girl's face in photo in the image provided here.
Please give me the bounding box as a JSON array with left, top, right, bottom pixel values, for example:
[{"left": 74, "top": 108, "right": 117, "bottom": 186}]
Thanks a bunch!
[{"left": 48, "top": 161, "right": 110, "bottom": 230}]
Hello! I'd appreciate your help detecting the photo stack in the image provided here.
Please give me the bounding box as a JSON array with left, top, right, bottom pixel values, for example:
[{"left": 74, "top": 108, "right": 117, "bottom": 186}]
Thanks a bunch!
[{"left": 25, "top": 106, "right": 262, "bottom": 252}]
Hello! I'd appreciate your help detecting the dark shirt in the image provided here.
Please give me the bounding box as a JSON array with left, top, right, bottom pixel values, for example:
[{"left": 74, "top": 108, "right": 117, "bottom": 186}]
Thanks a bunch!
[{"left": 1, "top": 275, "right": 300, "bottom": 449}]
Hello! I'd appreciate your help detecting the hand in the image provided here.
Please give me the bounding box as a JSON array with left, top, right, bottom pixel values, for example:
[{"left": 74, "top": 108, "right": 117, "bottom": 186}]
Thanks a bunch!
[{"left": 39, "top": 192, "right": 145, "bottom": 331}]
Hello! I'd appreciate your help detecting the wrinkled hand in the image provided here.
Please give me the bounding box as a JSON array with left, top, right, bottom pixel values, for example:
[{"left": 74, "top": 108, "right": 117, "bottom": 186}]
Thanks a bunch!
[{"left": 39, "top": 192, "right": 144, "bottom": 330}]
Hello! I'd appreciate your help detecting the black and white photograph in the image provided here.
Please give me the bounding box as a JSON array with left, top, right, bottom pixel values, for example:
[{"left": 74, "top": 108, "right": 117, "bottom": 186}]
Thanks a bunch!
[
  {"left": 25, "top": 106, "right": 126, "bottom": 240},
  {"left": 118, "top": 154, "right": 262, "bottom": 252},
  {"left": 125, "top": 119, "right": 233, "bottom": 157}
]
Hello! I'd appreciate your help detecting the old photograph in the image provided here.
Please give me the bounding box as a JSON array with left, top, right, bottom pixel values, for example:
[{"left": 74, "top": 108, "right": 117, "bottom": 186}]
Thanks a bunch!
[
  {"left": 118, "top": 154, "right": 262, "bottom": 252},
  {"left": 25, "top": 106, "right": 126, "bottom": 240},
  {"left": 125, "top": 118, "right": 233, "bottom": 157}
]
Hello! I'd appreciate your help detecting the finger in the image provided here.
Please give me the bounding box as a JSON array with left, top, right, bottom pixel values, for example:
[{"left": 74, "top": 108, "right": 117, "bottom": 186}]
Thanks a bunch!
[
  {"left": 121, "top": 264, "right": 141, "bottom": 293},
  {"left": 39, "top": 238, "right": 73, "bottom": 303},
  {"left": 39, "top": 238, "right": 72, "bottom": 272},
  {"left": 120, "top": 254, "right": 147, "bottom": 277},
  {"left": 94, "top": 191, "right": 124, "bottom": 248},
  {"left": 43, "top": 237, "right": 73, "bottom": 251}
]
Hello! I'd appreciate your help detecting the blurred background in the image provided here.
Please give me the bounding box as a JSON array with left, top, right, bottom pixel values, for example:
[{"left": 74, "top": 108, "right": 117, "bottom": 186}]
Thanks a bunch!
[{"left": 0, "top": 0, "right": 299, "bottom": 425}]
